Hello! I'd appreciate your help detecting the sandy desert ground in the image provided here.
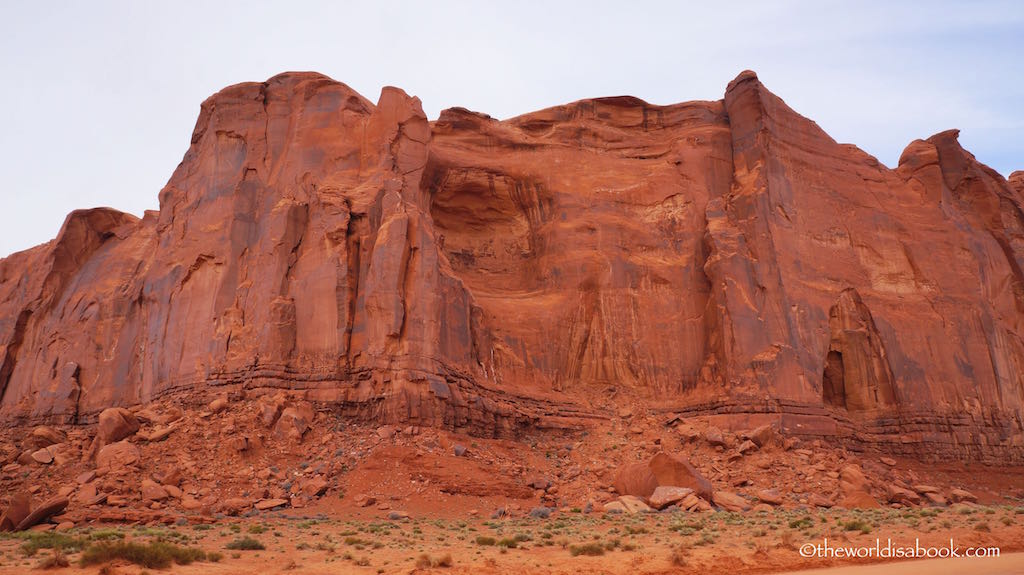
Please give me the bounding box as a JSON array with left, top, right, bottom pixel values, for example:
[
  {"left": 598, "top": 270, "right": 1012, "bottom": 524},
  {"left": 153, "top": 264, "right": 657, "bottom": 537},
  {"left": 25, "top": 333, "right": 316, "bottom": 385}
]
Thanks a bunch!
[{"left": 2, "top": 501, "right": 1022, "bottom": 574}]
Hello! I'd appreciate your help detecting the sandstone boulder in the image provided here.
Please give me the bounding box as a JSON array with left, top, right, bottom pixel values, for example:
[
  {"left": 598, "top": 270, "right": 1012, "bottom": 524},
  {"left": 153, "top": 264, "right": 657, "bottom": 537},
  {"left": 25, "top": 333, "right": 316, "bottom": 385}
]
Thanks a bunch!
[
  {"left": 603, "top": 501, "right": 627, "bottom": 514},
  {"left": 616, "top": 495, "right": 653, "bottom": 514},
  {"left": 141, "top": 479, "right": 169, "bottom": 501},
  {"left": 96, "top": 441, "right": 140, "bottom": 470},
  {"left": 208, "top": 397, "right": 229, "bottom": 414},
  {"left": 838, "top": 490, "right": 881, "bottom": 509},
  {"left": 836, "top": 464, "right": 879, "bottom": 508},
  {"left": 651, "top": 452, "right": 712, "bottom": 499},
  {"left": 273, "top": 403, "right": 314, "bottom": 441},
  {"left": 28, "top": 427, "right": 65, "bottom": 449},
  {"left": 838, "top": 464, "right": 868, "bottom": 496},
  {"left": 648, "top": 486, "right": 694, "bottom": 510},
  {"left": 614, "top": 451, "right": 712, "bottom": 504},
  {"left": 809, "top": 494, "right": 834, "bottom": 508},
  {"left": 713, "top": 491, "right": 750, "bottom": 512},
  {"left": 704, "top": 427, "right": 726, "bottom": 447},
  {"left": 948, "top": 488, "right": 978, "bottom": 503},
  {"left": 744, "top": 424, "right": 777, "bottom": 448},
  {"left": 144, "top": 425, "right": 175, "bottom": 442},
  {"left": 160, "top": 468, "right": 183, "bottom": 487},
  {"left": 255, "top": 498, "right": 289, "bottom": 511},
  {"left": 887, "top": 485, "right": 922, "bottom": 506},
  {"left": 229, "top": 436, "right": 250, "bottom": 452},
  {"left": 15, "top": 497, "right": 68, "bottom": 531},
  {"left": 676, "top": 424, "right": 701, "bottom": 442},
  {"left": 301, "top": 476, "right": 329, "bottom": 497},
  {"left": 259, "top": 395, "right": 287, "bottom": 427},
  {"left": 106, "top": 495, "right": 129, "bottom": 507},
  {"left": 97, "top": 407, "right": 140, "bottom": 444},
  {"left": 678, "top": 492, "right": 713, "bottom": 512},
  {"left": 30, "top": 447, "right": 54, "bottom": 464},
  {"left": 161, "top": 406, "right": 184, "bottom": 424},
  {"left": 354, "top": 494, "right": 376, "bottom": 507},
  {"left": 74, "top": 483, "right": 98, "bottom": 505},
  {"left": 756, "top": 488, "right": 783, "bottom": 506},
  {"left": 218, "top": 498, "right": 252, "bottom": 516},
  {"left": 133, "top": 407, "right": 161, "bottom": 424}
]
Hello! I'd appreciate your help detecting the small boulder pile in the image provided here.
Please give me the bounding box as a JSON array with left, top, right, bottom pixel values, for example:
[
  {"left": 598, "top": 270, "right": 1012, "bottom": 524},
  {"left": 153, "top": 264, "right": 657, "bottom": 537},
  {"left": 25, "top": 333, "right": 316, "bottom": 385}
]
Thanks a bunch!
[{"left": 258, "top": 393, "right": 316, "bottom": 441}]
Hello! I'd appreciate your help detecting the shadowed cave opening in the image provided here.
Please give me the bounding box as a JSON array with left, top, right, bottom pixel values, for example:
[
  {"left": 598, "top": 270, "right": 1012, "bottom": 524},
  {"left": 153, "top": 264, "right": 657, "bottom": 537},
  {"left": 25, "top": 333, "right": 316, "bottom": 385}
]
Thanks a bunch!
[{"left": 822, "top": 350, "right": 846, "bottom": 409}]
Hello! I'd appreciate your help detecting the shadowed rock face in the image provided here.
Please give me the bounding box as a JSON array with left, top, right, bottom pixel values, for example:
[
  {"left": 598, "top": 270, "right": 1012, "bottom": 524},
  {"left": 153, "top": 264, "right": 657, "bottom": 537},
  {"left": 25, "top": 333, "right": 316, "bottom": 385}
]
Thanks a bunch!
[{"left": 1, "top": 71, "right": 1023, "bottom": 461}]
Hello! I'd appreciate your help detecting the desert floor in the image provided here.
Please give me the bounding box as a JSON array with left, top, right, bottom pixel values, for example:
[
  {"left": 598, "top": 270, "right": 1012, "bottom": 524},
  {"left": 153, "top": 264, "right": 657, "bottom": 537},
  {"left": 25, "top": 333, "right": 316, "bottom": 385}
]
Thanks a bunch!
[{"left": 1, "top": 503, "right": 1022, "bottom": 574}]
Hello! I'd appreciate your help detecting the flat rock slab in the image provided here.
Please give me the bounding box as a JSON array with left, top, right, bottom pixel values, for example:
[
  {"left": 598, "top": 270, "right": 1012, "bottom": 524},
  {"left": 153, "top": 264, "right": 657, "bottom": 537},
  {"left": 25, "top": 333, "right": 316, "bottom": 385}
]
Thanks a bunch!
[
  {"left": 255, "top": 498, "right": 289, "bottom": 511},
  {"left": 714, "top": 491, "right": 751, "bottom": 512},
  {"left": 649, "top": 486, "right": 694, "bottom": 509},
  {"left": 16, "top": 497, "right": 69, "bottom": 531}
]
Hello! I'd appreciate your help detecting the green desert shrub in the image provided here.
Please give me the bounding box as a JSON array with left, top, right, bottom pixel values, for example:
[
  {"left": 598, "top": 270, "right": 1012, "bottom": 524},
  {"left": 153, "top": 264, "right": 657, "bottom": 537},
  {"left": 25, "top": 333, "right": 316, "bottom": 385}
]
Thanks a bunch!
[
  {"left": 569, "top": 542, "right": 606, "bottom": 556},
  {"left": 225, "top": 537, "right": 265, "bottom": 550},
  {"left": 80, "top": 541, "right": 207, "bottom": 568}
]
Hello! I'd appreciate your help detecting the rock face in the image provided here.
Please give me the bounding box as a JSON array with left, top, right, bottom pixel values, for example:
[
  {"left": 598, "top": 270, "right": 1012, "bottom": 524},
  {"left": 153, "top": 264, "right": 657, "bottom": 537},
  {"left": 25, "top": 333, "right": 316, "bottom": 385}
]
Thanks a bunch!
[{"left": 0, "top": 71, "right": 1023, "bottom": 462}]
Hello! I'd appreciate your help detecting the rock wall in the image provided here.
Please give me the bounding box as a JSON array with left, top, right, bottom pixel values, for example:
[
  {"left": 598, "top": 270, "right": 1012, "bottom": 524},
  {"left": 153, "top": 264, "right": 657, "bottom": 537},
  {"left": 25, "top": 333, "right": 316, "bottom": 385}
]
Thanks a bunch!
[{"left": 1, "top": 71, "right": 1022, "bottom": 460}]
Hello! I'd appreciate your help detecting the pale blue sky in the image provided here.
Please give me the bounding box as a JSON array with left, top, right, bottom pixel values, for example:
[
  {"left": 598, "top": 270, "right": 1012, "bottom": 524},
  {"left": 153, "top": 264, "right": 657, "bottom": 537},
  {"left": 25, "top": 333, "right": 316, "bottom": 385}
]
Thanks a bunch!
[{"left": 1, "top": 1, "right": 1021, "bottom": 257}]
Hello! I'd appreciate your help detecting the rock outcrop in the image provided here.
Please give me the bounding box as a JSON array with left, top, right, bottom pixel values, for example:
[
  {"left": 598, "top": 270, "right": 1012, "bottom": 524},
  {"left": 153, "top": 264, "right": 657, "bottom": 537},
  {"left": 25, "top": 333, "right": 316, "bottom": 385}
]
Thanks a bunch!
[{"left": 1, "top": 71, "right": 1023, "bottom": 462}]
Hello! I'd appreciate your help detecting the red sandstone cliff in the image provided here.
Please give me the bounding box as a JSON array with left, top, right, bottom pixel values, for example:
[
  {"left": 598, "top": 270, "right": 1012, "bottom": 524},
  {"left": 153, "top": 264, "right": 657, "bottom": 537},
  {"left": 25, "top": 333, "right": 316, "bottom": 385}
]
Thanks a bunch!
[{"left": 1, "top": 71, "right": 1022, "bottom": 461}]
